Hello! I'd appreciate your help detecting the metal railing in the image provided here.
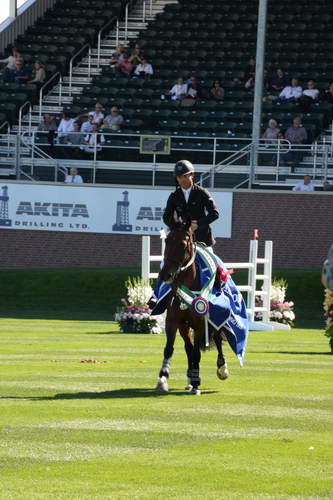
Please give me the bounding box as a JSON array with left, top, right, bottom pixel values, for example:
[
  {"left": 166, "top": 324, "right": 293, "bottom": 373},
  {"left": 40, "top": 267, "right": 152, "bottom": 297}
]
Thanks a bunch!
[
  {"left": 97, "top": 16, "right": 117, "bottom": 67},
  {"left": 69, "top": 44, "right": 91, "bottom": 96},
  {"left": 0, "top": 121, "right": 10, "bottom": 134},
  {"left": 0, "top": 0, "right": 58, "bottom": 54},
  {"left": 18, "top": 101, "right": 32, "bottom": 135},
  {"left": 6, "top": 130, "right": 331, "bottom": 188},
  {"left": 39, "top": 72, "right": 62, "bottom": 120}
]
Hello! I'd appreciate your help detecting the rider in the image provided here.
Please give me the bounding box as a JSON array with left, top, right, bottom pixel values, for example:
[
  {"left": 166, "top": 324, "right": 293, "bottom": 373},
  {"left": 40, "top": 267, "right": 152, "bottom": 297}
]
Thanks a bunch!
[
  {"left": 163, "top": 159, "right": 219, "bottom": 249},
  {"left": 148, "top": 160, "right": 219, "bottom": 309}
]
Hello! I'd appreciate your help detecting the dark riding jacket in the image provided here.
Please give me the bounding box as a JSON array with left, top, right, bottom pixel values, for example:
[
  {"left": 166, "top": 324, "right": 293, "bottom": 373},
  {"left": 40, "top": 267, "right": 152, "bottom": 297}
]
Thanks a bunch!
[{"left": 163, "top": 184, "right": 219, "bottom": 247}]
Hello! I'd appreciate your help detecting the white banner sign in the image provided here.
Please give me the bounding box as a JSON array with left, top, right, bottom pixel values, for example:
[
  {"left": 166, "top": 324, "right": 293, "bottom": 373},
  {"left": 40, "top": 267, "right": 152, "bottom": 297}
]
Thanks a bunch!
[{"left": 0, "top": 183, "right": 233, "bottom": 238}]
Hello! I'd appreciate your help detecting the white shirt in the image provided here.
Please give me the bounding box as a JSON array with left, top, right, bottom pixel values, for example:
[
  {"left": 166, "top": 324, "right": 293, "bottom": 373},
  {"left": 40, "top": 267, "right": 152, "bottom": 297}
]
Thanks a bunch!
[
  {"left": 182, "top": 187, "right": 192, "bottom": 203},
  {"left": 0, "top": 55, "right": 16, "bottom": 69},
  {"left": 83, "top": 132, "right": 105, "bottom": 152},
  {"left": 64, "top": 174, "right": 83, "bottom": 184},
  {"left": 88, "top": 111, "right": 104, "bottom": 124},
  {"left": 58, "top": 118, "right": 75, "bottom": 137},
  {"left": 80, "top": 121, "right": 93, "bottom": 133},
  {"left": 303, "top": 88, "right": 319, "bottom": 99},
  {"left": 279, "top": 86, "right": 303, "bottom": 100},
  {"left": 292, "top": 182, "right": 314, "bottom": 192},
  {"left": 170, "top": 83, "right": 188, "bottom": 98},
  {"left": 134, "top": 63, "right": 153, "bottom": 76}
]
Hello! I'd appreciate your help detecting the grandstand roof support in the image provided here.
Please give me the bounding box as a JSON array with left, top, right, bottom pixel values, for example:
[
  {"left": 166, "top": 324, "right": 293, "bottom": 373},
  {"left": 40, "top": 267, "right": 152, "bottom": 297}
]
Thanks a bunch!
[{"left": 250, "top": 0, "right": 268, "bottom": 188}]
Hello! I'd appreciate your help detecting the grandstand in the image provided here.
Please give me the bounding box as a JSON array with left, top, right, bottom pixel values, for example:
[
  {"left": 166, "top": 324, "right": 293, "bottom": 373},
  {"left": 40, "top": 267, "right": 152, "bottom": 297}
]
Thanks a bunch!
[{"left": 1, "top": 0, "right": 333, "bottom": 189}]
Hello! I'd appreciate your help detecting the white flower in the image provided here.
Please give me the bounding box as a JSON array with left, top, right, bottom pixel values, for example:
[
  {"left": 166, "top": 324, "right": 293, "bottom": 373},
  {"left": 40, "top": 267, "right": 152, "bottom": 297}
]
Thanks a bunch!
[
  {"left": 271, "top": 311, "right": 283, "bottom": 320},
  {"left": 270, "top": 285, "right": 286, "bottom": 303}
]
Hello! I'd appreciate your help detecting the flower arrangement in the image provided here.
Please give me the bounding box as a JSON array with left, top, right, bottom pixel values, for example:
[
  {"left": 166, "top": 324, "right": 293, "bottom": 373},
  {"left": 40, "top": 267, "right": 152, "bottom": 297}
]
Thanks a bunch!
[
  {"left": 323, "top": 289, "right": 333, "bottom": 353},
  {"left": 255, "top": 278, "right": 295, "bottom": 327},
  {"left": 115, "top": 277, "right": 163, "bottom": 334}
]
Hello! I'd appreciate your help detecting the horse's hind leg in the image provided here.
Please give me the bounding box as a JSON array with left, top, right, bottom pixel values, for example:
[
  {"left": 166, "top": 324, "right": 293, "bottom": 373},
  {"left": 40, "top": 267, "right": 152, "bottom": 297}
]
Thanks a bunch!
[
  {"left": 155, "top": 318, "right": 177, "bottom": 392},
  {"left": 179, "top": 325, "right": 193, "bottom": 391},
  {"left": 188, "top": 338, "right": 201, "bottom": 395},
  {"left": 214, "top": 329, "right": 229, "bottom": 380}
]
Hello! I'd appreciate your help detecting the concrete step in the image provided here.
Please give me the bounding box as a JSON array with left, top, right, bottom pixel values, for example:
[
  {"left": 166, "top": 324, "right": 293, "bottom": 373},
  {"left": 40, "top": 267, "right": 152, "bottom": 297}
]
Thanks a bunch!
[
  {"left": 81, "top": 57, "right": 110, "bottom": 66},
  {"left": 118, "top": 22, "right": 147, "bottom": 29},
  {"left": 44, "top": 96, "right": 73, "bottom": 104},
  {"left": 12, "top": 125, "right": 38, "bottom": 132},
  {"left": 73, "top": 67, "right": 102, "bottom": 75},
  {"left": 63, "top": 76, "right": 92, "bottom": 84},
  {"left": 106, "top": 31, "right": 139, "bottom": 39},
  {"left": 52, "top": 85, "right": 83, "bottom": 95}
]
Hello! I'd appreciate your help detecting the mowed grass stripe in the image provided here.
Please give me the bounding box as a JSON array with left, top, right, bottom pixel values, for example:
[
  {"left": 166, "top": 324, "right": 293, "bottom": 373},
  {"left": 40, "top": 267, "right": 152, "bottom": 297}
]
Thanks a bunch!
[{"left": 0, "top": 319, "right": 332, "bottom": 499}]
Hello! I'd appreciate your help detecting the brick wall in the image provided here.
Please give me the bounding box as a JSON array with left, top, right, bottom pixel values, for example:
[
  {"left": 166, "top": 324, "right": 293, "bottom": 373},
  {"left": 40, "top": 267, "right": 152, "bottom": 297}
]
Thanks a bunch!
[{"left": 0, "top": 190, "right": 332, "bottom": 269}]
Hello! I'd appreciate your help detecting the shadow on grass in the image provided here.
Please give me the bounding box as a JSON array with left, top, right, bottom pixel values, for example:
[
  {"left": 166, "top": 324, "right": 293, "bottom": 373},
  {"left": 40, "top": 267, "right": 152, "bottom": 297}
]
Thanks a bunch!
[
  {"left": 253, "top": 350, "right": 331, "bottom": 356},
  {"left": 0, "top": 388, "right": 218, "bottom": 401}
]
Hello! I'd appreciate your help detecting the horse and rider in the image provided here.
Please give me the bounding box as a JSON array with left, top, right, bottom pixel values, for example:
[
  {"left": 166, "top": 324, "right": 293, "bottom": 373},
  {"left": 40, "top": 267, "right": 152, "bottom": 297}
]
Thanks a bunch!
[{"left": 149, "top": 160, "right": 249, "bottom": 395}]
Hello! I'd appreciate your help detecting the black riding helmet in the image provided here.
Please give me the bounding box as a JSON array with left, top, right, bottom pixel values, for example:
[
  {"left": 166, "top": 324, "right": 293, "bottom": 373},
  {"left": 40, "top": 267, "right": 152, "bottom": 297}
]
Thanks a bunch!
[{"left": 174, "top": 160, "right": 194, "bottom": 177}]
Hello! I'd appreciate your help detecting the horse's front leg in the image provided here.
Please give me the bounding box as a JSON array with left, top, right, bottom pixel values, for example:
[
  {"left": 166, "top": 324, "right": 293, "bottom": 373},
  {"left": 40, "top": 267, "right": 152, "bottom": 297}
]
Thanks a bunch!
[
  {"left": 179, "top": 324, "right": 193, "bottom": 391},
  {"left": 189, "top": 333, "right": 202, "bottom": 395},
  {"left": 155, "top": 313, "right": 177, "bottom": 392},
  {"left": 214, "top": 328, "right": 229, "bottom": 380}
]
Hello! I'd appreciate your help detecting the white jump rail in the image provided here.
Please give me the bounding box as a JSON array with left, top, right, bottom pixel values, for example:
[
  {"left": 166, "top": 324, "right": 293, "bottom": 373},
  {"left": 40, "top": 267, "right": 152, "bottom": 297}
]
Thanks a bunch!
[{"left": 141, "top": 232, "right": 290, "bottom": 331}]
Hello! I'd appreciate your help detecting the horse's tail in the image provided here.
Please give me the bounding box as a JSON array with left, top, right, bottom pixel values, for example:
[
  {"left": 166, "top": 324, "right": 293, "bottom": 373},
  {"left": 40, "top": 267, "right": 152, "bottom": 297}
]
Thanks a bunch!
[{"left": 199, "top": 322, "right": 215, "bottom": 351}]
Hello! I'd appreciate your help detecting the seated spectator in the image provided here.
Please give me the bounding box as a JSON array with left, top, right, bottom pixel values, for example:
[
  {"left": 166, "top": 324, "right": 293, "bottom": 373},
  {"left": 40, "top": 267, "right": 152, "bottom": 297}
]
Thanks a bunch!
[
  {"left": 80, "top": 114, "right": 94, "bottom": 133},
  {"left": 324, "top": 82, "right": 333, "bottom": 104},
  {"left": 323, "top": 181, "right": 332, "bottom": 192},
  {"left": 102, "top": 106, "right": 124, "bottom": 131},
  {"left": 116, "top": 55, "right": 133, "bottom": 78},
  {"left": 66, "top": 122, "right": 84, "bottom": 158},
  {"left": 64, "top": 167, "right": 84, "bottom": 184},
  {"left": 292, "top": 175, "right": 314, "bottom": 192},
  {"left": 37, "top": 113, "right": 57, "bottom": 147},
  {"left": 299, "top": 80, "right": 320, "bottom": 112},
  {"left": 244, "top": 57, "right": 256, "bottom": 81},
  {"left": 168, "top": 77, "right": 188, "bottom": 101},
  {"left": 128, "top": 45, "right": 144, "bottom": 69},
  {"left": 279, "top": 78, "right": 302, "bottom": 101},
  {"left": 0, "top": 47, "right": 22, "bottom": 71},
  {"left": 262, "top": 119, "right": 280, "bottom": 144},
  {"left": 210, "top": 80, "right": 224, "bottom": 100},
  {"left": 284, "top": 117, "right": 308, "bottom": 170},
  {"left": 57, "top": 112, "right": 75, "bottom": 143},
  {"left": 88, "top": 103, "right": 104, "bottom": 126},
  {"left": 28, "top": 60, "right": 46, "bottom": 86},
  {"left": 134, "top": 58, "right": 153, "bottom": 79},
  {"left": 285, "top": 116, "right": 308, "bottom": 144},
  {"left": 269, "top": 68, "right": 289, "bottom": 92},
  {"left": 181, "top": 78, "right": 202, "bottom": 106},
  {"left": 3, "top": 59, "right": 28, "bottom": 84},
  {"left": 271, "top": 131, "right": 289, "bottom": 165},
  {"left": 112, "top": 45, "right": 126, "bottom": 61},
  {"left": 82, "top": 123, "right": 105, "bottom": 154}
]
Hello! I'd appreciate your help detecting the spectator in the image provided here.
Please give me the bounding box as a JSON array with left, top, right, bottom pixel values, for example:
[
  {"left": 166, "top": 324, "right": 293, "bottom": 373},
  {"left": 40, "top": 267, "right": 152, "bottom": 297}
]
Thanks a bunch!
[
  {"left": 116, "top": 55, "right": 133, "bottom": 78},
  {"left": 28, "top": 60, "right": 46, "bottom": 86},
  {"left": 269, "top": 68, "right": 289, "bottom": 91},
  {"left": 64, "top": 167, "right": 84, "bottom": 184},
  {"left": 299, "top": 80, "right": 320, "bottom": 112},
  {"left": 210, "top": 80, "right": 224, "bottom": 100},
  {"left": 128, "top": 45, "right": 144, "bottom": 69},
  {"left": 57, "top": 112, "right": 75, "bottom": 143},
  {"left": 88, "top": 103, "right": 104, "bottom": 126},
  {"left": 279, "top": 78, "right": 302, "bottom": 101},
  {"left": 244, "top": 57, "right": 256, "bottom": 81},
  {"left": 271, "top": 131, "right": 289, "bottom": 165},
  {"left": 3, "top": 59, "right": 28, "bottom": 84},
  {"left": 262, "top": 119, "right": 280, "bottom": 144},
  {"left": 292, "top": 175, "right": 314, "bottom": 192},
  {"left": 83, "top": 123, "right": 105, "bottom": 154},
  {"left": 37, "top": 113, "right": 57, "bottom": 147},
  {"left": 112, "top": 45, "right": 126, "bottom": 61},
  {"left": 168, "top": 77, "right": 188, "bottom": 101},
  {"left": 102, "top": 106, "right": 124, "bottom": 131},
  {"left": 80, "top": 114, "right": 94, "bottom": 133},
  {"left": 66, "top": 122, "right": 84, "bottom": 158},
  {"left": 323, "top": 181, "right": 332, "bottom": 191},
  {"left": 0, "top": 47, "right": 22, "bottom": 71},
  {"left": 324, "top": 82, "right": 333, "bottom": 104},
  {"left": 284, "top": 117, "right": 308, "bottom": 170},
  {"left": 134, "top": 58, "right": 153, "bottom": 79}
]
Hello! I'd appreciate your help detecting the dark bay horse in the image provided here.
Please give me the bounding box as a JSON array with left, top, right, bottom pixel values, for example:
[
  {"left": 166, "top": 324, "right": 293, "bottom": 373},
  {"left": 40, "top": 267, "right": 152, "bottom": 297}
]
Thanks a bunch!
[{"left": 155, "top": 220, "right": 229, "bottom": 395}]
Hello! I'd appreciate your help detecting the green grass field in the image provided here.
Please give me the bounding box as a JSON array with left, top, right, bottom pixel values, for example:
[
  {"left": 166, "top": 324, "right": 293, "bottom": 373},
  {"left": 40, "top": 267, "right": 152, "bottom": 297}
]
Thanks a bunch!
[{"left": 0, "top": 319, "right": 332, "bottom": 500}]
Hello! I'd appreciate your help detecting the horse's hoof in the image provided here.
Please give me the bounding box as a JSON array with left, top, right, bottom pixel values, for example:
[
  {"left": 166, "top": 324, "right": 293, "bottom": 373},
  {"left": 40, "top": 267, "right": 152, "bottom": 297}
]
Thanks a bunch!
[
  {"left": 190, "top": 388, "right": 201, "bottom": 395},
  {"left": 185, "top": 384, "right": 193, "bottom": 391},
  {"left": 155, "top": 376, "right": 168, "bottom": 392},
  {"left": 217, "top": 364, "right": 229, "bottom": 380}
]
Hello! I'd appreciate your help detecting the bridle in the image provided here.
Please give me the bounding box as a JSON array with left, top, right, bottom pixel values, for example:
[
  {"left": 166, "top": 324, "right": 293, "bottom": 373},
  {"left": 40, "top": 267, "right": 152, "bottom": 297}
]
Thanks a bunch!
[{"left": 164, "top": 230, "right": 196, "bottom": 279}]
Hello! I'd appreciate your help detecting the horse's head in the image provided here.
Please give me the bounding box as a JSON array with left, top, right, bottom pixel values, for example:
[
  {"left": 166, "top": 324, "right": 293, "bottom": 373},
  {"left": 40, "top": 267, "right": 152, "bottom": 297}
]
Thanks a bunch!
[{"left": 159, "top": 218, "right": 194, "bottom": 284}]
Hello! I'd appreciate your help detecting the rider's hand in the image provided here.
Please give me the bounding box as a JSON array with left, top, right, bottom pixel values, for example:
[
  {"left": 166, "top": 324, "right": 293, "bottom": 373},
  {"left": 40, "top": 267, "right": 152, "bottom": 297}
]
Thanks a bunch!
[{"left": 191, "top": 220, "right": 198, "bottom": 231}]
